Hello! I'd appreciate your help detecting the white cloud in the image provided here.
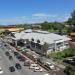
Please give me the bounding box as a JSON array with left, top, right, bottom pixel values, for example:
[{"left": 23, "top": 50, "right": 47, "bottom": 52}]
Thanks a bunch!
[
  {"left": 32, "top": 13, "right": 57, "bottom": 18},
  {"left": 0, "top": 13, "right": 70, "bottom": 25},
  {"left": 15, "top": 16, "right": 26, "bottom": 19},
  {"left": 0, "top": 16, "right": 28, "bottom": 25},
  {"left": 0, "top": 16, "right": 27, "bottom": 23}
]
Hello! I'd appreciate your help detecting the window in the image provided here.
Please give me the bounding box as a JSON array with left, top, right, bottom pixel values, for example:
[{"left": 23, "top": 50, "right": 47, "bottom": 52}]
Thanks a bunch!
[
  {"left": 56, "top": 42, "right": 63, "bottom": 47},
  {"left": 64, "top": 41, "right": 69, "bottom": 45},
  {"left": 36, "top": 43, "right": 41, "bottom": 49},
  {"left": 48, "top": 44, "right": 54, "bottom": 49},
  {"left": 31, "top": 41, "right": 35, "bottom": 47}
]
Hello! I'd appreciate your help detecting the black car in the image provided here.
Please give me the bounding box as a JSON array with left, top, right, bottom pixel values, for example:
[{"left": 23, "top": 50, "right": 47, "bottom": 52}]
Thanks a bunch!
[
  {"left": 4, "top": 44, "right": 7, "bottom": 46},
  {"left": 14, "top": 52, "right": 19, "bottom": 56},
  {"left": 15, "top": 63, "right": 22, "bottom": 69},
  {"left": 9, "top": 56, "right": 13, "bottom": 60},
  {"left": 5, "top": 51, "right": 10, "bottom": 56},
  {"left": 63, "top": 59, "right": 75, "bottom": 66},
  {"left": 9, "top": 66, "right": 15, "bottom": 72},
  {"left": 16, "top": 54, "right": 21, "bottom": 59}
]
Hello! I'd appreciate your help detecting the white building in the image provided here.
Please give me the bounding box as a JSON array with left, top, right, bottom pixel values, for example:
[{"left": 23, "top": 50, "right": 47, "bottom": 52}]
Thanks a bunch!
[{"left": 12, "top": 29, "right": 71, "bottom": 55}]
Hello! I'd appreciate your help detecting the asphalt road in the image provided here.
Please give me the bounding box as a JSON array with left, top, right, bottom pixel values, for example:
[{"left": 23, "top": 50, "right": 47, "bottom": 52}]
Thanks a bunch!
[{"left": 0, "top": 44, "right": 48, "bottom": 75}]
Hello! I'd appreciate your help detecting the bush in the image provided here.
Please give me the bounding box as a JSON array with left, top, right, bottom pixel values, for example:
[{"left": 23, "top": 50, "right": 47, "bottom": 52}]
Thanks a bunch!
[
  {"left": 64, "top": 65, "right": 75, "bottom": 75},
  {"left": 48, "top": 47, "right": 75, "bottom": 60}
]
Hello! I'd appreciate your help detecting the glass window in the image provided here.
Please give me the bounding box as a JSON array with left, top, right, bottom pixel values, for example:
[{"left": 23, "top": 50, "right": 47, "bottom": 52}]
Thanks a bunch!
[{"left": 64, "top": 41, "right": 68, "bottom": 44}]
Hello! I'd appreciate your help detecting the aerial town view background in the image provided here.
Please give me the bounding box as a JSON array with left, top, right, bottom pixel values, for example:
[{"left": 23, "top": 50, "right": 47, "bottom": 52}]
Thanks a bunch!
[{"left": 0, "top": 0, "right": 75, "bottom": 75}]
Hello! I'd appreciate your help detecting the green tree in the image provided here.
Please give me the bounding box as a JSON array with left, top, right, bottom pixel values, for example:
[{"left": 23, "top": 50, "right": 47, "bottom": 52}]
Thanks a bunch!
[
  {"left": 42, "top": 42, "right": 49, "bottom": 56},
  {"left": 64, "top": 65, "right": 75, "bottom": 75},
  {"left": 41, "top": 21, "right": 52, "bottom": 30},
  {"left": 67, "top": 10, "right": 75, "bottom": 26}
]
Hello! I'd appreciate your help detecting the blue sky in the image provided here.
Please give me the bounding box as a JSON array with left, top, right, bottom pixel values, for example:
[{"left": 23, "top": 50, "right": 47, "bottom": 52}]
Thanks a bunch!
[{"left": 0, "top": 0, "right": 75, "bottom": 25}]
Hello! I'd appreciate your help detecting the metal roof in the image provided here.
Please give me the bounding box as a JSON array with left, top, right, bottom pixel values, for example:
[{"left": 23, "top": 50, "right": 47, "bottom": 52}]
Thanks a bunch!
[{"left": 13, "top": 29, "right": 70, "bottom": 44}]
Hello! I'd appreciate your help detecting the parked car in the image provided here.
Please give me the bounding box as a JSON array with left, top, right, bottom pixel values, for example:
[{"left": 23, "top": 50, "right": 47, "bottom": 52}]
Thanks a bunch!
[
  {"left": 9, "top": 49, "right": 14, "bottom": 53},
  {"left": 15, "top": 63, "right": 22, "bottom": 69},
  {"left": 9, "top": 66, "right": 15, "bottom": 72},
  {"left": 34, "top": 67, "right": 43, "bottom": 72},
  {"left": 0, "top": 67, "right": 4, "bottom": 74},
  {"left": 63, "top": 59, "right": 75, "bottom": 65},
  {"left": 5, "top": 51, "right": 10, "bottom": 56},
  {"left": 29, "top": 64, "right": 38, "bottom": 69},
  {"left": 14, "top": 52, "right": 19, "bottom": 56},
  {"left": 9, "top": 56, "right": 13, "bottom": 60},
  {"left": 4, "top": 44, "right": 7, "bottom": 46},
  {"left": 24, "top": 60, "right": 32, "bottom": 66},
  {"left": 45, "top": 62, "right": 55, "bottom": 70},
  {"left": 19, "top": 56, "right": 26, "bottom": 61},
  {"left": 44, "top": 73, "right": 49, "bottom": 75}
]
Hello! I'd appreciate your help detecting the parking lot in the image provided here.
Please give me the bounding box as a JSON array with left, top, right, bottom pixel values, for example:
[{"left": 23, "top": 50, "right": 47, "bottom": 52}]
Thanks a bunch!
[
  {"left": 0, "top": 37, "right": 66, "bottom": 75},
  {"left": 0, "top": 40, "right": 49, "bottom": 75}
]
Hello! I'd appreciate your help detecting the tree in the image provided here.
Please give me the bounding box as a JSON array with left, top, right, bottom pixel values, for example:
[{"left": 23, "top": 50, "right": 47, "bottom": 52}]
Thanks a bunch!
[
  {"left": 3, "top": 30, "right": 11, "bottom": 35},
  {"left": 64, "top": 65, "right": 75, "bottom": 75},
  {"left": 41, "top": 21, "right": 52, "bottom": 30},
  {"left": 67, "top": 18, "right": 73, "bottom": 25},
  {"left": 67, "top": 25, "right": 73, "bottom": 33},
  {"left": 43, "top": 42, "right": 49, "bottom": 56},
  {"left": 67, "top": 10, "right": 75, "bottom": 26}
]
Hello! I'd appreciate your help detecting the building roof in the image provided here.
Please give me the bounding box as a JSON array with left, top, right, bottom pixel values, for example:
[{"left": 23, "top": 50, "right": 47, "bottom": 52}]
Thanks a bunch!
[
  {"left": 13, "top": 29, "right": 71, "bottom": 44},
  {"left": 70, "top": 32, "right": 75, "bottom": 36},
  {"left": 24, "top": 29, "right": 32, "bottom": 33}
]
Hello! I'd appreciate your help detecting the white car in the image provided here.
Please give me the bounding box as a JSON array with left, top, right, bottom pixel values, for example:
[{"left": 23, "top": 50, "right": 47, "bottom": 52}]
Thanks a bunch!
[
  {"left": 34, "top": 67, "right": 43, "bottom": 72},
  {"left": 68, "top": 58, "right": 73, "bottom": 61},
  {"left": 9, "top": 49, "right": 14, "bottom": 53},
  {"left": 9, "top": 49, "right": 12, "bottom": 52},
  {"left": 49, "top": 64, "right": 55, "bottom": 70},
  {"left": 29, "top": 64, "right": 38, "bottom": 69},
  {"left": 44, "top": 73, "right": 50, "bottom": 75},
  {"left": 46, "top": 62, "right": 55, "bottom": 70},
  {"left": 0, "top": 67, "right": 3, "bottom": 74}
]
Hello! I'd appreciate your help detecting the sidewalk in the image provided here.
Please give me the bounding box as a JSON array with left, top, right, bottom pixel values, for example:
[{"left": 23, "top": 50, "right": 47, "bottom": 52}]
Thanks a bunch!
[{"left": 43, "top": 56, "right": 65, "bottom": 69}]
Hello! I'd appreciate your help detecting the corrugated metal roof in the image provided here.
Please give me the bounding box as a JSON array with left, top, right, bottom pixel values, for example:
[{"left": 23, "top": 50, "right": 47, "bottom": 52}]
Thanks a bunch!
[{"left": 13, "top": 29, "right": 70, "bottom": 44}]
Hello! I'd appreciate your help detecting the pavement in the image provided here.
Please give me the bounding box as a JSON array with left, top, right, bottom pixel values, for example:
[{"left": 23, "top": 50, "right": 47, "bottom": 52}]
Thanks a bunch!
[
  {"left": 0, "top": 43, "right": 48, "bottom": 75},
  {"left": 17, "top": 47, "right": 66, "bottom": 75},
  {"left": 0, "top": 37, "right": 66, "bottom": 75},
  {"left": 41, "top": 56, "right": 65, "bottom": 69}
]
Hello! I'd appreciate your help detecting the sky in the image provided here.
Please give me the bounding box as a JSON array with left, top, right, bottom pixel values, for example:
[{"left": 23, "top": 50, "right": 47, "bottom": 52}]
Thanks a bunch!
[{"left": 0, "top": 0, "right": 75, "bottom": 25}]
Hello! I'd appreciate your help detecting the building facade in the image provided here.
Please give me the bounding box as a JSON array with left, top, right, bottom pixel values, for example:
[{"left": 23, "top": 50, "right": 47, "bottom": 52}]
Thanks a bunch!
[{"left": 12, "top": 29, "right": 70, "bottom": 55}]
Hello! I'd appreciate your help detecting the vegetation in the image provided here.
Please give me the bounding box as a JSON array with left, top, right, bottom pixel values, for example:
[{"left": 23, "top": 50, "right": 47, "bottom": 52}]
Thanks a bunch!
[
  {"left": 0, "top": 10, "right": 75, "bottom": 35},
  {"left": 48, "top": 47, "right": 75, "bottom": 60},
  {"left": 67, "top": 10, "right": 75, "bottom": 26},
  {"left": 66, "top": 10, "right": 75, "bottom": 33},
  {"left": 64, "top": 65, "right": 75, "bottom": 75},
  {"left": 42, "top": 42, "right": 49, "bottom": 56},
  {"left": 41, "top": 21, "right": 66, "bottom": 35}
]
